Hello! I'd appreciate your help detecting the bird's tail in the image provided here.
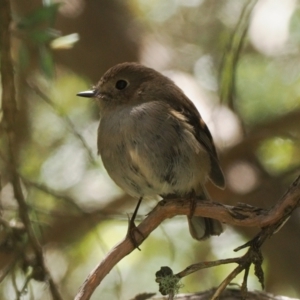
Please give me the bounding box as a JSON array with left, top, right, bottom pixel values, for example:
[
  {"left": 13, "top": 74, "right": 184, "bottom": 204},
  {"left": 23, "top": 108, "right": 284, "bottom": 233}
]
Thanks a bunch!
[
  {"left": 188, "top": 215, "right": 223, "bottom": 240},
  {"left": 187, "top": 187, "right": 223, "bottom": 240}
]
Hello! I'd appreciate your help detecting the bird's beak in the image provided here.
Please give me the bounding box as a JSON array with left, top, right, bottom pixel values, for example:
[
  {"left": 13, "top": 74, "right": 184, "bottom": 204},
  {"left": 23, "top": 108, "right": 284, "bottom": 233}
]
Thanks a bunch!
[{"left": 76, "top": 90, "right": 96, "bottom": 98}]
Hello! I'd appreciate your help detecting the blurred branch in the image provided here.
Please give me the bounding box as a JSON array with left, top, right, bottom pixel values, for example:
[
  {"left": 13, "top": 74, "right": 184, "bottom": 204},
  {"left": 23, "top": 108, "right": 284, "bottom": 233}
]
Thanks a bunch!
[
  {"left": 75, "top": 175, "right": 300, "bottom": 300},
  {"left": 0, "top": 1, "right": 62, "bottom": 299},
  {"left": 222, "top": 109, "right": 300, "bottom": 172},
  {"left": 26, "top": 81, "right": 96, "bottom": 164},
  {"left": 219, "top": 0, "right": 258, "bottom": 110},
  {"left": 0, "top": 252, "right": 19, "bottom": 283},
  {"left": 22, "top": 176, "right": 84, "bottom": 213}
]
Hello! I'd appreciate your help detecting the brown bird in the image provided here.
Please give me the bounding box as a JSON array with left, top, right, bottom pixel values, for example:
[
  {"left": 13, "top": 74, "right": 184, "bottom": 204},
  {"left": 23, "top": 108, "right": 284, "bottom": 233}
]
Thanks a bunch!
[{"left": 77, "top": 62, "right": 225, "bottom": 243}]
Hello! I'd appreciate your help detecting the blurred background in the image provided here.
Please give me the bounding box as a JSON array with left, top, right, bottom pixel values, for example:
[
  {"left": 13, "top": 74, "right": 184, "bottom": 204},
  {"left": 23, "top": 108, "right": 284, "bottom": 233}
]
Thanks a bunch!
[{"left": 1, "top": 0, "right": 300, "bottom": 299}]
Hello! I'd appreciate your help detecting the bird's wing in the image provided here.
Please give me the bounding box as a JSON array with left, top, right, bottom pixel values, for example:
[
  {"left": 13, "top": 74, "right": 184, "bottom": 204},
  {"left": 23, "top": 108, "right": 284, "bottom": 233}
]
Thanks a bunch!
[{"left": 166, "top": 92, "right": 225, "bottom": 188}]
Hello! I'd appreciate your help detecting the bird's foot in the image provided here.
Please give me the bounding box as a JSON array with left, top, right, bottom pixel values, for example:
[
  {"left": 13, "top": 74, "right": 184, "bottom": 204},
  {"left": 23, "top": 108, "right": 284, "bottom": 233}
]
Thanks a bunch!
[
  {"left": 126, "top": 197, "right": 144, "bottom": 250},
  {"left": 126, "top": 215, "right": 144, "bottom": 251},
  {"left": 188, "top": 190, "right": 197, "bottom": 219}
]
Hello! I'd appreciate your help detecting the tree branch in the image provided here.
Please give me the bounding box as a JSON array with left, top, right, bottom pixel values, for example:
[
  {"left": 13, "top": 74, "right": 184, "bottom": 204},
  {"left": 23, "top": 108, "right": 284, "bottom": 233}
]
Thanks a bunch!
[{"left": 75, "top": 175, "right": 300, "bottom": 300}]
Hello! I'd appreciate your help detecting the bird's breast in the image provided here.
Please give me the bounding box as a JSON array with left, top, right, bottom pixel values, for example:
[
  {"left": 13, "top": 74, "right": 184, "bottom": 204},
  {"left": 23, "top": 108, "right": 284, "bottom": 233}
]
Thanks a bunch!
[{"left": 98, "top": 103, "right": 211, "bottom": 197}]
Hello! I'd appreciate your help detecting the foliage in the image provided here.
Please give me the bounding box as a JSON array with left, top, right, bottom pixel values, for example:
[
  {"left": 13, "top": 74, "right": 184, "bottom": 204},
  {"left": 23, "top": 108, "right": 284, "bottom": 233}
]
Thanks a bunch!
[{"left": 0, "top": 0, "right": 300, "bottom": 299}]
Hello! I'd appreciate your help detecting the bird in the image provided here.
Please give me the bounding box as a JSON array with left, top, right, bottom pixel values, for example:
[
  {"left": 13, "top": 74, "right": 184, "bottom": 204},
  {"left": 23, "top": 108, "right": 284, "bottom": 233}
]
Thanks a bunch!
[{"left": 77, "top": 62, "right": 225, "bottom": 244}]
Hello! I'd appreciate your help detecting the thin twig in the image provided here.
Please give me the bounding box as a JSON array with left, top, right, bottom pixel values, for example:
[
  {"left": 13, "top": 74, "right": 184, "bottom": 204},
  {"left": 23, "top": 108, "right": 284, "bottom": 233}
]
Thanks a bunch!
[
  {"left": 0, "top": 252, "right": 21, "bottom": 283},
  {"left": 27, "top": 81, "right": 96, "bottom": 164},
  {"left": 21, "top": 176, "right": 84, "bottom": 213},
  {"left": 219, "top": 0, "right": 258, "bottom": 109},
  {"left": 155, "top": 233, "right": 265, "bottom": 299},
  {"left": 211, "top": 264, "right": 245, "bottom": 300},
  {"left": 176, "top": 257, "right": 241, "bottom": 279}
]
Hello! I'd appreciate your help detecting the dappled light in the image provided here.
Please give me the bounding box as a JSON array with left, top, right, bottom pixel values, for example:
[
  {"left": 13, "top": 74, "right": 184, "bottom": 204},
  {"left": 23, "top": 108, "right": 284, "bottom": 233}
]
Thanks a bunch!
[{"left": 1, "top": 1, "right": 300, "bottom": 299}]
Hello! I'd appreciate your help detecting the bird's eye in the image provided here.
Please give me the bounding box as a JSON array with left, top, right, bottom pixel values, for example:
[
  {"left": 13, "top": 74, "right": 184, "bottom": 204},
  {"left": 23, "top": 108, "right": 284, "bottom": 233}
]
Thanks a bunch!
[{"left": 115, "top": 80, "right": 128, "bottom": 90}]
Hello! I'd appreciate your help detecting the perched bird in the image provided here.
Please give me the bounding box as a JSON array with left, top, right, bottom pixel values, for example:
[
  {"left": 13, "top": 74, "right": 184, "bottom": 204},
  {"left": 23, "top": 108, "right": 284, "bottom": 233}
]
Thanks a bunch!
[{"left": 77, "top": 62, "right": 225, "bottom": 242}]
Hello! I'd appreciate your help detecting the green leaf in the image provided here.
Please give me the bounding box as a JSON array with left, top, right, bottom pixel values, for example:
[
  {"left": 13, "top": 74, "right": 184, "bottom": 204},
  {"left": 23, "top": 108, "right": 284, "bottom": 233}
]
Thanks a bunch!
[
  {"left": 39, "top": 46, "right": 54, "bottom": 78},
  {"left": 18, "top": 3, "right": 61, "bottom": 29},
  {"left": 29, "top": 29, "right": 57, "bottom": 45}
]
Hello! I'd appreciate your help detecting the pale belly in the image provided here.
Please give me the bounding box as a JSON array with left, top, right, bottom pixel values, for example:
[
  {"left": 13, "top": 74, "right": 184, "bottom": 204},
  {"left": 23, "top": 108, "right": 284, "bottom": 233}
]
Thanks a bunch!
[{"left": 98, "top": 103, "right": 211, "bottom": 198}]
